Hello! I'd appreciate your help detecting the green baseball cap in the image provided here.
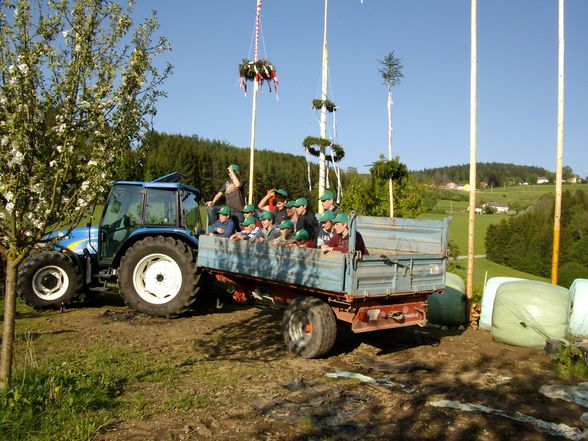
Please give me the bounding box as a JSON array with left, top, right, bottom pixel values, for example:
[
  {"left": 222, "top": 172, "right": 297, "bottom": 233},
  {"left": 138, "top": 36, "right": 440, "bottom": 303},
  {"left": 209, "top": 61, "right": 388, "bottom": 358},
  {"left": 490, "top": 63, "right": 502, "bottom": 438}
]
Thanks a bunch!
[
  {"left": 293, "top": 197, "right": 308, "bottom": 207},
  {"left": 285, "top": 200, "right": 297, "bottom": 208},
  {"left": 241, "top": 204, "right": 256, "bottom": 213},
  {"left": 217, "top": 206, "right": 231, "bottom": 216},
  {"left": 241, "top": 217, "right": 256, "bottom": 226},
  {"left": 277, "top": 219, "right": 294, "bottom": 230},
  {"left": 333, "top": 213, "right": 349, "bottom": 224},
  {"left": 275, "top": 189, "right": 288, "bottom": 199},
  {"left": 320, "top": 190, "right": 335, "bottom": 201},
  {"left": 260, "top": 211, "right": 275, "bottom": 221},
  {"left": 319, "top": 210, "right": 336, "bottom": 222},
  {"left": 230, "top": 164, "right": 240, "bottom": 172},
  {"left": 293, "top": 229, "right": 310, "bottom": 241}
]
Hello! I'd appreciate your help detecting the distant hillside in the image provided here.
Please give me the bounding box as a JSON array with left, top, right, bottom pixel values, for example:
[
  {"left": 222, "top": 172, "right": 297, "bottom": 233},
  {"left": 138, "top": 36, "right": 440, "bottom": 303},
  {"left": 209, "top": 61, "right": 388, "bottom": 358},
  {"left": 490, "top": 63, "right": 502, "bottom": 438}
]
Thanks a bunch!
[{"left": 411, "top": 162, "right": 552, "bottom": 187}]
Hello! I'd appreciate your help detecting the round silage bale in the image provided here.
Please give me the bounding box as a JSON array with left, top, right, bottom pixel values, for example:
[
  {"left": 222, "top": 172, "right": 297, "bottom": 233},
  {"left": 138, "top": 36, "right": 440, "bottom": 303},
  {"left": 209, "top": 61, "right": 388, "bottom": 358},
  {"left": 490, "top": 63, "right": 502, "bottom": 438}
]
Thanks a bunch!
[
  {"left": 568, "top": 279, "right": 588, "bottom": 338},
  {"left": 491, "top": 280, "right": 570, "bottom": 348},
  {"left": 427, "top": 272, "right": 467, "bottom": 326},
  {"left": 479, "top": 277, "right": 524, "bottom": 330}
]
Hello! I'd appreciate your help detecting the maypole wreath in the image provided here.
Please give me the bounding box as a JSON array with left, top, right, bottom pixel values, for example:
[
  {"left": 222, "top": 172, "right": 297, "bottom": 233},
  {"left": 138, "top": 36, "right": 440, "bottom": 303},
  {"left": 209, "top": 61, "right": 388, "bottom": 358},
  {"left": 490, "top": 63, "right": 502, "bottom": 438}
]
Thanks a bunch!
[
  {"left": 312, "top": 98, "right": 337, "bottom": 113},
  {"left": 302, "top": 136, "right": 345, "bottom": 162},
  {"left": 239, "top": 59, "right": 278, "bottom": 95}
]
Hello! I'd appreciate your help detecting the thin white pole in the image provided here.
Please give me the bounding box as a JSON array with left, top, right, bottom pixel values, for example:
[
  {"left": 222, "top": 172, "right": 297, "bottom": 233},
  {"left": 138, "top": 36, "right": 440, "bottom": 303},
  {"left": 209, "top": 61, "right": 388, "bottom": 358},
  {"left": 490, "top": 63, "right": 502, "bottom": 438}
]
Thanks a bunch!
[
  {"left": 466, "top": 0, "right": 477, "bottom": 319},
  {"left": 248, "top": 0, "right": 263, "bottom": 204},
  {"left": 318, "top": 0, "right": 329, "bottom": 213},
  {"left": 387, "top": 90, "right": 394, "bottom": 218},
  {"left": 551, "top": 0, "right": 565, "bottom": 284},
  {"left": 248, "top": 80, "right": 259, "bottom": 205}
]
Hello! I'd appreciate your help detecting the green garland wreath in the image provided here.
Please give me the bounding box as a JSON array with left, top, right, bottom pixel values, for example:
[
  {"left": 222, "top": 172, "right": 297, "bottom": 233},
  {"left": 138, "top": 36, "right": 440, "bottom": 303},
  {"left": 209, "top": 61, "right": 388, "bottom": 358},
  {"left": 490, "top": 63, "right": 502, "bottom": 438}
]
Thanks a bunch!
[
  {"left": 302, "top": 136, "right": 345, "bottom": 162},
  {"left": 311, "top": 98, "right": 337, "bottom": 112},
  {"left": 239, "top": 59, "right": 277, "bottom": 81}
]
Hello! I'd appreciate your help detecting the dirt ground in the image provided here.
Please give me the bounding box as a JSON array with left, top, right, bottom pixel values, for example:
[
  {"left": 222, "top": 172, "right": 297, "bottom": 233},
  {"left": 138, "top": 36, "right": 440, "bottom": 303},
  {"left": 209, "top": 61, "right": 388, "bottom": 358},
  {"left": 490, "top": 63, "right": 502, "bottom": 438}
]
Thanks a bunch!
[{"left": 16, "top": 289, "right": 588, "bottom": 441}]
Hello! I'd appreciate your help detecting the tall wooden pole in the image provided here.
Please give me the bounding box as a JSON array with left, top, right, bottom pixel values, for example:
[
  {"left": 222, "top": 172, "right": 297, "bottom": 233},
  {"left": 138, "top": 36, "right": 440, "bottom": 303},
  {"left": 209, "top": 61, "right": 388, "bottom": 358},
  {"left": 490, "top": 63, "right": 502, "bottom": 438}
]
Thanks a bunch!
[
  {"left": 466, "top": 0, "right": 477, "bottom": 318},
  {"left": 387, "top": 90, "right": 394, "bottom": 218},
  {"left": 248, "top": 0, "right": 263, "bottom": 204},
  {"left": 318, "top": 0, "right": 329, "bottom": 213},
  {"left": 551, "top": 0, "right": 565, "bottom": 284}
]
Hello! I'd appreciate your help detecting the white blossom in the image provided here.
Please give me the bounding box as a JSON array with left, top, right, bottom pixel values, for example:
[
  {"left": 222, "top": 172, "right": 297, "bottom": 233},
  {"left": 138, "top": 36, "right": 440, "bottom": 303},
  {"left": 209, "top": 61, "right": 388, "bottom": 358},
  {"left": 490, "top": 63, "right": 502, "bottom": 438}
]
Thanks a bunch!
[
  {"left": 87, "top": 160, "right": 97, "bottom": 166},
  {"left": 17, "top": 63, "right": 29, "bottom": 75},
  {"left": 1, "top": 135, "right": 8, "bottom": 147},
  {"left": 5, "top": 202, "right": 14, "bottom": 213},
  {"left": 8, "top": 150, "right": 24, "bottom": 167},
  {"left": 62, "top": 30, "right": 69, "bottom": 40}
]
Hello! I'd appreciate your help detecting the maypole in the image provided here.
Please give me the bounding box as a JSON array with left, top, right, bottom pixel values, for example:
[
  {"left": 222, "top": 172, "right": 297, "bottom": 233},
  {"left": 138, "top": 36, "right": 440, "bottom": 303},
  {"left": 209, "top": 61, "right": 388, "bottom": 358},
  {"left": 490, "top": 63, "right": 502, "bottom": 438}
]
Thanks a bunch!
[
  {"left": 551, "top": 0, "right": 565, "bottom": 284},
  {"left": 248, "top": 0, "right": 262, "bottom": 205},
  {"left": 239, "top": 0, "right": 278, "bottom": 204},
  {"left": 318, "top": 0, "right": 329, "bottom": 214}
]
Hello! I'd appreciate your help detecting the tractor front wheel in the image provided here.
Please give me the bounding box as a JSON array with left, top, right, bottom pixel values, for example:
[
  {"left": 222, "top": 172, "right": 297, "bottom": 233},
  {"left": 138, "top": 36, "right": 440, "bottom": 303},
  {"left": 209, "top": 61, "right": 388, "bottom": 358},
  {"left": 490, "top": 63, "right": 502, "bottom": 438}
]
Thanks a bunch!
[{"left": 17, "top": 251, "right": 82, "bottom": 308}]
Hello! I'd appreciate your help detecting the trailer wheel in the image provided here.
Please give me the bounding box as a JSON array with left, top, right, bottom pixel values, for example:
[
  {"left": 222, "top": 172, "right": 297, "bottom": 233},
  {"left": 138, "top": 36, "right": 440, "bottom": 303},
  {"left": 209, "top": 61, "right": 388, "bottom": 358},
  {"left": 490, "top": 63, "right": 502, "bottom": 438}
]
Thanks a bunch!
[
  {"left": 17, "top": 251, "right": 81, "bottom": 308},
  {"left": 118, "top": 236, "right": 200, "bottom": 317},
  {"left": 282, "top": 296, "right": 337, "bottom": 359}
]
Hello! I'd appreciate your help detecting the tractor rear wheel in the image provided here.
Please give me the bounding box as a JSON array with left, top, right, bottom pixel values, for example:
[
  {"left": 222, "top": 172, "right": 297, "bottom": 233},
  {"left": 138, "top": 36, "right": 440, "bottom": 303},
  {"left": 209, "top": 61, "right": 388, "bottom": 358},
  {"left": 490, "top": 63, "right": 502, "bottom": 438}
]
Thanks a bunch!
[{"left": 118, "top": 236, "right": 200, "bottom": 317}]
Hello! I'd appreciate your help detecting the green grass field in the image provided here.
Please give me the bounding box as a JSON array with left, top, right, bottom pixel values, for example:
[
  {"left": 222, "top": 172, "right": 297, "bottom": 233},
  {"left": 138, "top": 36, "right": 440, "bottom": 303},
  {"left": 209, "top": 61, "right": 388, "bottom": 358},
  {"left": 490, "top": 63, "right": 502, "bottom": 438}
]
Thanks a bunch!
[
  {"left": 477, "top": 183, "right": 588, "bottom": 207},
  {"left": 418, "top": 184, "right": 585, "bottom": 295}
]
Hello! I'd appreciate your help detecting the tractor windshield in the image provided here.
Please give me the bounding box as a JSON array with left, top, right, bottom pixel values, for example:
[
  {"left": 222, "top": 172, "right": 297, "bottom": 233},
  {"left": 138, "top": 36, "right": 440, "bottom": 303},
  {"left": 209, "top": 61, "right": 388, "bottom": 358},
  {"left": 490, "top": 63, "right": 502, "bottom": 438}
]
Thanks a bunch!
[{"left": 100, "top": 184, "right": 144, "bottom": 262}]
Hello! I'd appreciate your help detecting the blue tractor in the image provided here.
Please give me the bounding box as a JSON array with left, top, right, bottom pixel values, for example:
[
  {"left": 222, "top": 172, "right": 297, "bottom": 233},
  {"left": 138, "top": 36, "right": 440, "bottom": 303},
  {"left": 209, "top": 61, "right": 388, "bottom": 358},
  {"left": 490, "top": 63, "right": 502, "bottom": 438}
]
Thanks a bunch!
[{"left": 17, "top": 173, "right": 204, "bottom": 317}]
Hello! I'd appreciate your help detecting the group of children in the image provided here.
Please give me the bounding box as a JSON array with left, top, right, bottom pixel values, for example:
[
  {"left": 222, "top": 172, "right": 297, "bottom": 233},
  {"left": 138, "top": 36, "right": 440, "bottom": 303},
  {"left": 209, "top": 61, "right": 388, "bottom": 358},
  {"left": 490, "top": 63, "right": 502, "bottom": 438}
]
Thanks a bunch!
[{"left": 205, "top": 164, "right": 368, "bottom": 255}]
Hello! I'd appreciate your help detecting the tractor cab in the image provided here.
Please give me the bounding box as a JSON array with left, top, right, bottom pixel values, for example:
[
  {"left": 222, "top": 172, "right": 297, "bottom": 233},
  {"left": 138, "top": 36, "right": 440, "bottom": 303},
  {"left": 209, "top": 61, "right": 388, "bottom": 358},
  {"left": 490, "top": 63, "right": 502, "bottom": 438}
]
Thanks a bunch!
[{"left": 98, "top": 179, "right": 202, "bottom": 266}]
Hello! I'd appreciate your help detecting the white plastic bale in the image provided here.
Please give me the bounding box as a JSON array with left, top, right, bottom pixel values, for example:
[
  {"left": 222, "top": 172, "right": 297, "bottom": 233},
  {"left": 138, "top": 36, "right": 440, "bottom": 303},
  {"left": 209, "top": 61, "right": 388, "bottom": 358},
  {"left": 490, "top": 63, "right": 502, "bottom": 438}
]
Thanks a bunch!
[
  {"left": 568, "top": 279, "right": 588, "bottom": 338},
  {"left": 479, "top": 277, "right": 524, "bottom": 330},
  {"left": 491, "top": 280, "right": 570, "bottom": 348}
]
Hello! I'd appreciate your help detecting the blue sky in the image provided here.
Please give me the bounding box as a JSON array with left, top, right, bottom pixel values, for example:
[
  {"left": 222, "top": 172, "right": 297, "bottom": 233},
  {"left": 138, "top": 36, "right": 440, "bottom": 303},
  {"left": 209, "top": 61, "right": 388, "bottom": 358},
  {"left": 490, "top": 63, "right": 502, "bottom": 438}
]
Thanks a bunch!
[{"left": 136, "top": 1, "right": 588, "bottom": 178}]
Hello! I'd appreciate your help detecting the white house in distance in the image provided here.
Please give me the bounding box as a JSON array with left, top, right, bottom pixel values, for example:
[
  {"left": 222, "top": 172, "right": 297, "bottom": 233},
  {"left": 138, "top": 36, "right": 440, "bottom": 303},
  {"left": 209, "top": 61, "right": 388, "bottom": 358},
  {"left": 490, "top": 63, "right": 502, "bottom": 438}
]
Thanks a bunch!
[
  {"left": 484, "top": 202, "right": 509, "bottom": 213},
  {"left": 537, "top": 176, "right": 549, "bottom": 184}
]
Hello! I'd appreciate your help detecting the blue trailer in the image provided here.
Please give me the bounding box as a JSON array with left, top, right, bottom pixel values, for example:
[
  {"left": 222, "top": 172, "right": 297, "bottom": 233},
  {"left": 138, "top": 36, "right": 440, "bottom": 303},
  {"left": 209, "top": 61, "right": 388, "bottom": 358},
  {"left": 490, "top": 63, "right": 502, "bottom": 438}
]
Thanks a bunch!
[{"left": 197, "top": 214, "right": 450, "bottom": 358}]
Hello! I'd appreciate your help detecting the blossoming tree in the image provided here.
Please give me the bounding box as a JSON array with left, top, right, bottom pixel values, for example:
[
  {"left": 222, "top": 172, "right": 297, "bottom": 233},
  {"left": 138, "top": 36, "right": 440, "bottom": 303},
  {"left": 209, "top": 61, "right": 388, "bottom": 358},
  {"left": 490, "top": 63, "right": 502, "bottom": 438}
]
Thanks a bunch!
[{"left": 0, "top": 0, "right": 171, "bottom": 387}]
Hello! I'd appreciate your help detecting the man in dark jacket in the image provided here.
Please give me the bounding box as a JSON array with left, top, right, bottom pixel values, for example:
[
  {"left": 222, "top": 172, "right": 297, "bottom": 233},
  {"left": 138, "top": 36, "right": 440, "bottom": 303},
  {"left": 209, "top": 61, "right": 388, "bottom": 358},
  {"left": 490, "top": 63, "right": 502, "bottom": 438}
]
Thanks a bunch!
[{"left": 293, "top": 197, "right": 319, "bottom": 245}]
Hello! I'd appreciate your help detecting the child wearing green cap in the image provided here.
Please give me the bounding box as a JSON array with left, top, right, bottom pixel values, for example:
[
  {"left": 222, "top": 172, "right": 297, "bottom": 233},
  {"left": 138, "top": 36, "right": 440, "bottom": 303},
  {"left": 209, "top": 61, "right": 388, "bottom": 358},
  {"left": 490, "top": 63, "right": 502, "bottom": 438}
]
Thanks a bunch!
[
  {"left": 320, "top": 213, "right": 369, "bottom": 255},
  {"left": 257, "top": 188, "right": 289, "bottom": 225},
  {"left": 317, "top": 209, "right": 336, "bottom": 247},
  {"left": 207, "top": 206, "right": 236, "bottom": 238}
]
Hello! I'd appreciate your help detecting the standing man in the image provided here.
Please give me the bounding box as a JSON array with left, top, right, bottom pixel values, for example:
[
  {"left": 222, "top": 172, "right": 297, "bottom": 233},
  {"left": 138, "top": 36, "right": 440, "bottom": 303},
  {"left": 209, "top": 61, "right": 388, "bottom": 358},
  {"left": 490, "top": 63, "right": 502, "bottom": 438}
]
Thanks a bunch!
[
  {"left": 206, "top": 164, "right": 244, "bottom": 226},
  {"left": 319, "top": 190, "right": 342, "bottom": 215},
  {"left": 293, "top": 197, "right": 319, "bottom": 245}
]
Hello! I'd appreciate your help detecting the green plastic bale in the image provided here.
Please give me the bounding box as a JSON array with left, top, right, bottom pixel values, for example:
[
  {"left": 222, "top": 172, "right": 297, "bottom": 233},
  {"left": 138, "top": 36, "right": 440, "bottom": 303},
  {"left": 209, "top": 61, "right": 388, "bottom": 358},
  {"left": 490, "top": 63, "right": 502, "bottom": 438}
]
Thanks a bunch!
[
  {"left": 427, "top": 272, "right": 467, "bottom": 326},
  {"left": 491, "top": 280, "right": 570, "bottom": 348}
]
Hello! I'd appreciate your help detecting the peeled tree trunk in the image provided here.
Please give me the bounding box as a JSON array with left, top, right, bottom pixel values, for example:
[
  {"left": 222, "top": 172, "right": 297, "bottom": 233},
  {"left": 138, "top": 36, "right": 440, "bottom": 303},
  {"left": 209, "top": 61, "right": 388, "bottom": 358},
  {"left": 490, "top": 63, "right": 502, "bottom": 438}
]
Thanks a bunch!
[
  {"left": 1, "top": 256, "right": 23, "bottom": 388},
  {"left": 387, "top": 90, "right": 394, "bottom": 218}
]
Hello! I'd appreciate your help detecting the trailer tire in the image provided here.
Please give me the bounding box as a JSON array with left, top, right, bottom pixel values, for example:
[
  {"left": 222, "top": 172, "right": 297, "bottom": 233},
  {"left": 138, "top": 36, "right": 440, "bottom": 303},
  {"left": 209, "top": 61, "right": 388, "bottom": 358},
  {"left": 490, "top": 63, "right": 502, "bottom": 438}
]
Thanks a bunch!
[
  {"left": 118, "top": 236, "right": 200, "bottom": 318},
  {"left": 17, "top": 251, "right": 81, "bottom": 308},
  {"left": 282, "top": 296, "right": 337, "bottom": 359}
]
